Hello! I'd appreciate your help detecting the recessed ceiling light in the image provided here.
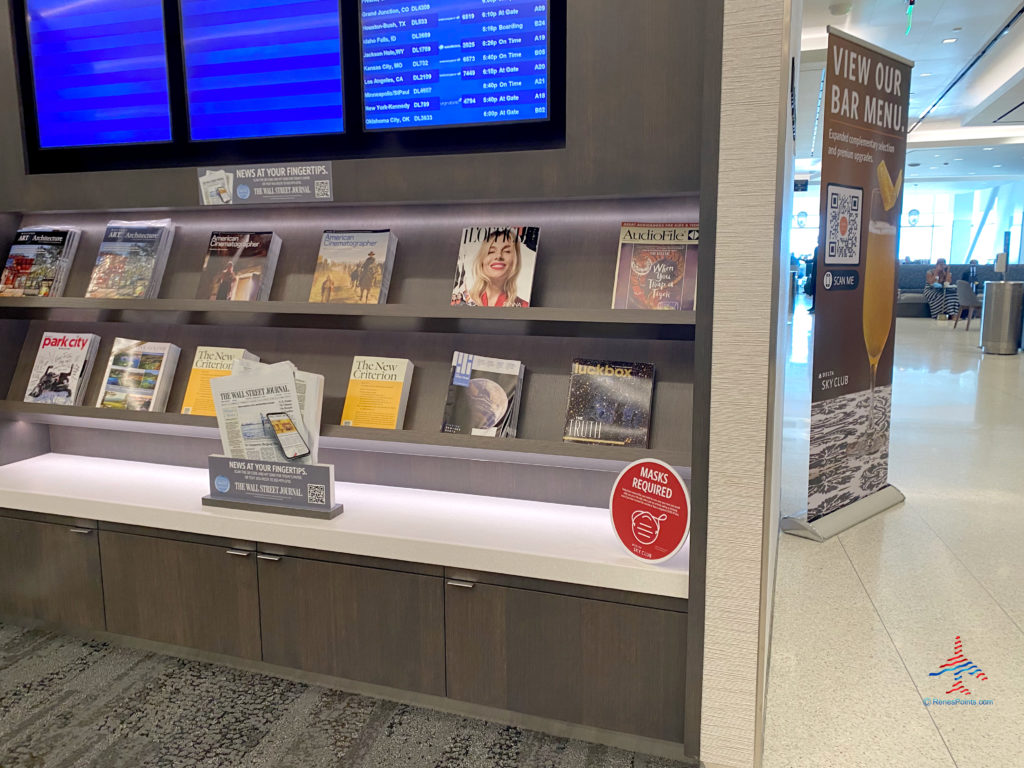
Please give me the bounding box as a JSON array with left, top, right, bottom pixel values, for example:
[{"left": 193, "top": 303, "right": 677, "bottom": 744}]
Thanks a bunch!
[
  {"left": 942, "top": 38, "right": 958, "bottom": 44},
  {"left": 983, "top": 147, "right": 994, "bottom": 151},
  {"left": 929, "top": 166, "right": 938, "bottom": 170},
  {"left": 934, "top": 154, "right": 940, "bottom": 158},
  {"left": 994, "top": 164, "right": 1002, "bottom": 168},
  {"left": 954, "top": 158, "right": 963, "bottom": 161},
  {"left": 920, "top": 73, "right": 932, "bottom": 77}
]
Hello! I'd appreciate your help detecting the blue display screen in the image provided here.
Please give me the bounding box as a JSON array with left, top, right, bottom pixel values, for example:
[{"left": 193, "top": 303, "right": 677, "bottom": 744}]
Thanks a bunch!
[
  {"left": 26, "top": 0, "right": 173, "bottom": 148},
  {"left": 181, "top": 0, "right": 345, "bottom": 141},
  {"left": 360, "top": 0, "right": 549, "bottom": 130}
]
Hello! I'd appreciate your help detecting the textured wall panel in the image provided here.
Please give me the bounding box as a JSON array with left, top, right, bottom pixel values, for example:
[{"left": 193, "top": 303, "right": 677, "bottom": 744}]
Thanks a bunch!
[{"left": 700, "top": 1, "right": 792, "bottom": 767}]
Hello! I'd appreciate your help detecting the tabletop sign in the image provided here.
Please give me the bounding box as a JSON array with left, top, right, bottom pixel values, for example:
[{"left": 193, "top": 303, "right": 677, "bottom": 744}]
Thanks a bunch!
[
  {"left": 198, "top": 162, "right": 333, "bottom": 206},
  {"left": 609, "top": 459, "right": 690, "bottom": 563},
  {"left": 203, "top": 455, "right": 342, "bottom": 520}
]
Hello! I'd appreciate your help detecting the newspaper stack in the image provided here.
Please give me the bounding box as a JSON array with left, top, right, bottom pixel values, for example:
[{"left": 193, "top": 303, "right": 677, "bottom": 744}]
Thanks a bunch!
[
  {"left": 0, "top": 227, "right": 82, "bottom": 298},
  {"left": 210, "top": 359, "right": 324, "bottom": 465}
]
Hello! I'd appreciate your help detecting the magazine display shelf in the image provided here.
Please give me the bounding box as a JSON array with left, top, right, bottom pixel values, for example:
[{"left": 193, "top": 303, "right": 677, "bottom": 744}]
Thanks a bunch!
[
  {"left": 0, "top": 401, "right": 691, "bottom": 469},
  {"left": 0, "top": 195, "right": 699, "bottom": 509},
  {"left": 0, "top": 298, "right": 696, "bottom": 340},
  {"left": 0, "top": 0, "right": 729, "bottom": 755}
]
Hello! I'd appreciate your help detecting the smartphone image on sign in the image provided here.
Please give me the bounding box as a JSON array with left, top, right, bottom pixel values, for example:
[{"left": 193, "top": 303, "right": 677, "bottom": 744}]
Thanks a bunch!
[{"left": 265, "top": 412, "right": 310, "bottom": 460}]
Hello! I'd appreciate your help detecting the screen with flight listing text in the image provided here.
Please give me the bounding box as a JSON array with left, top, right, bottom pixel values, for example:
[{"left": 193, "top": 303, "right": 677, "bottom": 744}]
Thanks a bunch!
[{"left": 360, "top": 0, "right": 549, "bottom": 130}]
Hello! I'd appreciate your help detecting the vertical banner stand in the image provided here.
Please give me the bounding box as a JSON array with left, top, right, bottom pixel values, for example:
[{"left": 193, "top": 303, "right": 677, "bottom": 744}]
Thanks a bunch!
[{"left": 786, "top": 28, "right": 912, "bottom": 542}]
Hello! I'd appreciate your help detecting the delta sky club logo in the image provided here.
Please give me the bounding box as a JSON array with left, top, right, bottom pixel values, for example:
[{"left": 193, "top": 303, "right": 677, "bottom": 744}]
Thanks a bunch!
[{"left": 929, "top": 636, "right": 988, "bottom": 697}]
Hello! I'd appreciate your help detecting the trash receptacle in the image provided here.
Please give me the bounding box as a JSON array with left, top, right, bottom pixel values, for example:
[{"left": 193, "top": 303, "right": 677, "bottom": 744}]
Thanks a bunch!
[{"left": 980, "top": 281, "right": 1024, "bottom": 354}]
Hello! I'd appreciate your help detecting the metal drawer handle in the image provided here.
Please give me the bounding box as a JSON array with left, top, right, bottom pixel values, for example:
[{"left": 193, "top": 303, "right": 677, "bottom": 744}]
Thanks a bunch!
[
  {"left": 69, "top": 528, "right": 93, "bottom": 535},
  {"left": 256, "top": 554, "right": 281, "bottom": 561},
  {"left": 225, "top": 549, "right": 251, "bottom": 557},
  {"left": 446, "top": 580, "right": 476, "bottom": 589}
]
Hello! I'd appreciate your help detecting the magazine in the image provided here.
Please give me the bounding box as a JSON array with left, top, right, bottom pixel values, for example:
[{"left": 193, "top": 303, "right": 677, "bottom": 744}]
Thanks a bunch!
[
  {"left": 95, "top": 338, "right": 181, "bottom": 412},
  {"left": 23, "top": 332, "right": 100, "bottom": 406},
  {"left": 195, "top": 232, "right": 281, "bottom": 301},
  {"left": 85, "top": 219, "right": 175, "bottom": 299},
  {"left": 611, "top": 223, "right": 699, "bottom": 310},
  {"left": 180, "top": 347, "right": 260, "bottom": 416},
  {"left": 341, "top": 356, "right": 414, "bottom": 429},
  {"left": 308, "top": 230, "right": 398, "bottom": 304},
  {"left": 0, "top": 227, "right": 81, "bottom": 297},
  {"left": 441, "top": 351, "right": 524, "bottom": 438},
  {"left": 563, "top": 359, "right": 654, "bottom": 447},
  {"left": 450, "top": 226, "right": 540, "bottom": 307}
]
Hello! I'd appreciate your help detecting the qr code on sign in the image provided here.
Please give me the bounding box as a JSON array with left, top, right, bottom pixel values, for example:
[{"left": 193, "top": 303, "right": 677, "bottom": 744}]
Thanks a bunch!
[
  {"left": 314, "top": 180, "right": 331, "bottom": 200},
  {"left": 307, "top": 483, "right": 327, "bottom": 506},
  {"left": 825, "top": 184, "right": 862, "bottom": 265}
]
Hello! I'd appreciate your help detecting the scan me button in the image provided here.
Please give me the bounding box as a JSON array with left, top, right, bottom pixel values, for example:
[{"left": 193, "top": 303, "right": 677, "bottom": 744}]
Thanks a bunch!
[{"left": 823, "top": 270, "right": 859, "bottom": 291}]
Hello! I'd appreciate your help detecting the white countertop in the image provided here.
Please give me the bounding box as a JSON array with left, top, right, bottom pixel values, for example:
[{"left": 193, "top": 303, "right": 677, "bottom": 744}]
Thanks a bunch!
[{"left": 0, "top": 453, "right": 688, "bottom": 599}]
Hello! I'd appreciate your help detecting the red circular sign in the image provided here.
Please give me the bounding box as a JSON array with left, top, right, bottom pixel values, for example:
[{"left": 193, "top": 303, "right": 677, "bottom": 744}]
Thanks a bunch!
[{"left": 609, "top": 459, "right": 690, "bottom": 562}]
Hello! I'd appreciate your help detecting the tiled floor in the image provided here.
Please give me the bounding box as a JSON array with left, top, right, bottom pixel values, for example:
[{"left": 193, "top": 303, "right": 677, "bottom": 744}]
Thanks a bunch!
[{"left": 765, "top": 308, "right": 1024, "bottom": 768}]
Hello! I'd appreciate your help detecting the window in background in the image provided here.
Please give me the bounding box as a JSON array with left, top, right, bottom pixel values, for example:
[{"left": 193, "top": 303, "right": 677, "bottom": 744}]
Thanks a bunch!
[
  {"left": 970, "top": 189, "right": 1000, "bottom": 264},
  {"left": 790, "top": 186, "right": 820, "bottom": 259},
  {"left": 899, "top": 191, "right": 952, "bottom": 264}
]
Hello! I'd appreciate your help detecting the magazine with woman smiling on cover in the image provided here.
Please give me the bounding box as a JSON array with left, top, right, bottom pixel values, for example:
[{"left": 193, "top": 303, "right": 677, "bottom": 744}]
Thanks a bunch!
[{"left": 450, "top": 226, "right": 539, "bottom": 308}]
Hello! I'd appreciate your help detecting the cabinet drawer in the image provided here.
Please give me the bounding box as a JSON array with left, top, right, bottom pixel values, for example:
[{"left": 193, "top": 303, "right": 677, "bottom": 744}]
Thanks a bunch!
[
  {"left": 258, "top": 554, "right": 445, "bottom": 695},
  {"left": 445, "top": 581, "right": 686, "bottom": 742},
  {"left": 99, "top": 530, "right": 260, "bottom": 659},
  {"left": 0, "top": 516, "right": 104, "bottom": 631}
]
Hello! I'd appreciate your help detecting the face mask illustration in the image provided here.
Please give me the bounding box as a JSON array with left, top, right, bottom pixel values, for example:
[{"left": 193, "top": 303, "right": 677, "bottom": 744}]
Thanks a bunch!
[{"left": 631, "top": 509, "right": 668, "bottom": 545}]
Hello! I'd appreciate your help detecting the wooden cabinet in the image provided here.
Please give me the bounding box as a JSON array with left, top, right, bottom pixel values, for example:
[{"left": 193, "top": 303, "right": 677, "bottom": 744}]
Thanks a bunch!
[
  {"left": 0, "top": 513, "right": 104, "bottom": 631},
  {"left": 258, "top": 553, "right": 445, "bottom": 695},
  {"left": 99, "top": 530, "right": 261, "bottom": 659},
  {"left": 445, "top": 580, "right": 687, "bottom": 743},
  {"left": 1, "top": 512, "right": 687, "bottom": 744}
]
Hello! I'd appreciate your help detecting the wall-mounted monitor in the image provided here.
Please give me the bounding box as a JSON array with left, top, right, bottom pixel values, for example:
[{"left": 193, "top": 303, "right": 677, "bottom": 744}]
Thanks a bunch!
[
  {"left": 25, "top": 0, "right": 173, "bottom": 148},
  {"left": 11, "top": 0, "right": 564, "bottom": 174},
  {"left": 360, "top": 0, "right": 549, "bottom": 131},
  {"left": 180, "top": 0, "right": 345, "bottom": 141}
]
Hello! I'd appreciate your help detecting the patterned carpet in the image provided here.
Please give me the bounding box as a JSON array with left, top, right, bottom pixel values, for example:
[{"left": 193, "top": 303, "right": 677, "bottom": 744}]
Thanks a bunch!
[{"left": 0, "top": 623, "right": 687, "bottom": 768}]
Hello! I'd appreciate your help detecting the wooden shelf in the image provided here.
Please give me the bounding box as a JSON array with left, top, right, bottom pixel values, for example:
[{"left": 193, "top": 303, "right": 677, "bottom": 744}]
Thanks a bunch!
[
  {"left": 0, "top": 401, "right": 690, "bottom": 473},
  {"left": 0, "top": 298, "right": 696, "bottom": 340}
]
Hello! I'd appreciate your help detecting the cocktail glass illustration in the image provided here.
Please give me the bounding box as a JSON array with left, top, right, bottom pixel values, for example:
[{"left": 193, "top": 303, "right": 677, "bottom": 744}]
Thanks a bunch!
[{"left": 849, "top": 188, "right": 897, "bottom": 456}]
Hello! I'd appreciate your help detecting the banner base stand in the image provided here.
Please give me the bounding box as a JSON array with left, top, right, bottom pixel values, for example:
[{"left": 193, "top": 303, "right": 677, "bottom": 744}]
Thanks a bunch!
[{"left": 782, "top": 484, "right": 904, "bottom": 542}]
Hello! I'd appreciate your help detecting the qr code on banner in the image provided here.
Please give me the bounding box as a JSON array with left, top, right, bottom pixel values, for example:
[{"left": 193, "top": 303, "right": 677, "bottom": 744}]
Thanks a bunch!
[
  {"left": 314, "top": 180, "right": 331, "bottom": 199},
  {"left": 825, "top": 184, "right": 862, "bottom": 265},
  {"left": 307, "top": 483, "right": 327, "bottom": 506}
]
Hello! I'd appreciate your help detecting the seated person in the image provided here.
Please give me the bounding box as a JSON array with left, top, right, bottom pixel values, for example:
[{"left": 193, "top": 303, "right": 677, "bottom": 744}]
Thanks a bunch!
[
  {"left": 923, "top": 259, "right": 958, "bottom": 319},
  {"left": 961, "top": 259, "right": 980, "bottom": 288},
  {"left": 926, "top": 258, "right": 953, "bottom": 287}
]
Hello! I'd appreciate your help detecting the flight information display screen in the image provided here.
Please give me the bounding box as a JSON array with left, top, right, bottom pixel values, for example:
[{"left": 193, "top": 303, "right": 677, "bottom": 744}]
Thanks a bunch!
[
  {"left": 26, "top": 0, "right": 173, "bottom": 148},
  {"left": 181, "top": 0, "right": 345, "bottom": 141},
  {"left": 360, "top": 0, "right": 549, "bottom": 130}
]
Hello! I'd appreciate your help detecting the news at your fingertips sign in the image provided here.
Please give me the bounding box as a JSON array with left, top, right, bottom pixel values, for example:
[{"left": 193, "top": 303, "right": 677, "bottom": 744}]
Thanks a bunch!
[
  {"left": 198, "top": 162, "right": 333, "bottom": 205},
  {"left": 610, "top": 459, "right": 689, "bottom": 563},
  {"left": 789, "top": 28, "right": 910, "bottom": 538}
]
